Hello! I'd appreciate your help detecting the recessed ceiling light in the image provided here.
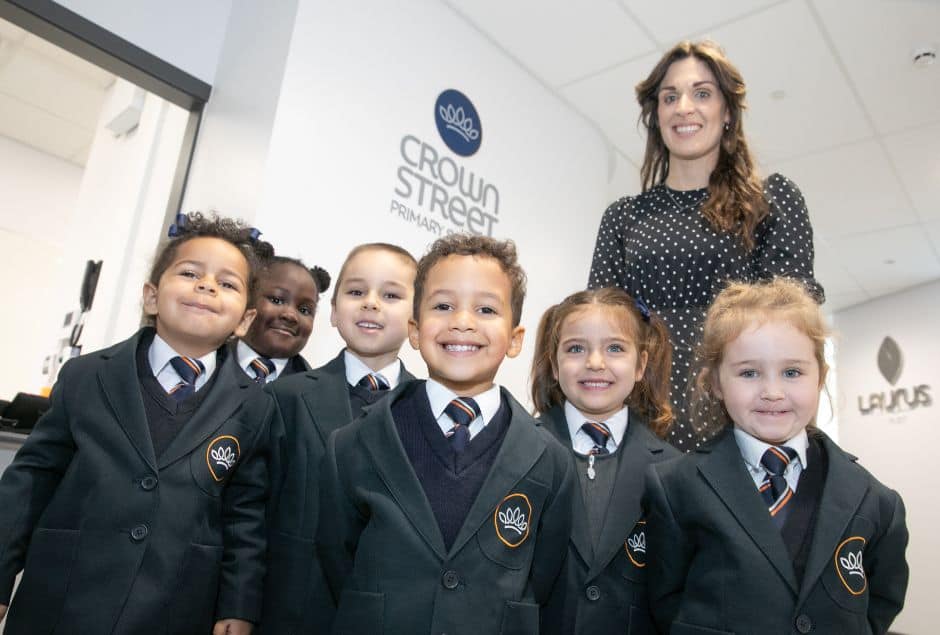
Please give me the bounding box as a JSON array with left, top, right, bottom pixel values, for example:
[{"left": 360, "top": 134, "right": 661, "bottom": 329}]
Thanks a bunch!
[
  {"left": 770, "top": 89, "right": 786, "bottom": 100},
  {"left": 912, "top": 45, "right": 937, "bottom": 68},
  {"left": 884, "top": 259, "right": 896, "bottom": 265}
]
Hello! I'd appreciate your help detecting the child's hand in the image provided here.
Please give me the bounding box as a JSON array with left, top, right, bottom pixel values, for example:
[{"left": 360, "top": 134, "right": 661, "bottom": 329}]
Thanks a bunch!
[{"left": 212, "top": 618, "right": 252, "bottom": 635}]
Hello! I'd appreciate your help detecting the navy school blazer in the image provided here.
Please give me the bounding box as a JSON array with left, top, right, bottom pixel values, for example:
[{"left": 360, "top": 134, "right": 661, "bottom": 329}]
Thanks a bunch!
[
  {"left": 258, "top": 350, "right": 414, "bottom": 635},
  {"left": 317, "top": 380, "right": 574, "bottom": 635},
  {"left": 539, "top": 405, "right": 679, "bottom": 635},
  {"left": 643, "top": 428, "right": 909, "bottom": 635},
  {"left": 0, "top": 328, "right": 274, "bottom": 634}
]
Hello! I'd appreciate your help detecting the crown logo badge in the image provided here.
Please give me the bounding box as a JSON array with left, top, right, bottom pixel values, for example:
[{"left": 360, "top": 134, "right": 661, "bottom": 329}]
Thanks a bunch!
[
  {"left": 211, "top": 446, "right": 237, "bottom": 469},
  {"left": 439, "top": 104, "right": 480, "bottom": 143},
  {"left": 206, "top": 435, "right": 241, "bottom": 482},
  {"left": 834, "top": 536, "right": 867, "bottom": 595},
  {"left": 627, "top": 531, "right": 646, "bottom": 554},
  {"left": 839, "top": 550, "right": 865, "bottom": 579},
  {"left": 498, "top": 506, "right": 528, "bottom": 536}
]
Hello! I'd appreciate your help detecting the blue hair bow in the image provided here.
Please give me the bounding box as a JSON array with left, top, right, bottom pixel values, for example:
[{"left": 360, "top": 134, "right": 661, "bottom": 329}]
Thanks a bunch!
[
  {"left": 635, "top": 297, "right": 651, "bottom": 323},
  {"left": 167, "top": 213, "right": 187, "bottom": 238},
  {"left": 248, "top": 227, "right": 262, "bottom": 242}
]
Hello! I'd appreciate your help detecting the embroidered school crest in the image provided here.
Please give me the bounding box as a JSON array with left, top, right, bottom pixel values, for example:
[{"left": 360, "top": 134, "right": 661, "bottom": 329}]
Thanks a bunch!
[
  {"left": 625, "top": 520, "right": 647, "bottom": 568},
  {"left": 494, "top": 493, "right": 532, "bottom": 548},
  {"left": 834, "top": 536, "right": 867, "bottom": 595},
  {"left": 206, "top": 435, "right": 240, "bottom": 482}
]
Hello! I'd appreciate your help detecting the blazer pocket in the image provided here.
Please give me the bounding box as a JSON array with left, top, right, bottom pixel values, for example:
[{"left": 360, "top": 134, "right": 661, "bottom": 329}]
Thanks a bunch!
[
  {"left": 191, "top": 424, "right": 251, "bottom": 496},
  {"left": 6, "top": 528, "right": 80, "bottom": 633},
  {"left": 166, "top": 542, "right": 224, "bottom": 634},
  {"left": 626, "top": 603, "right": 655, "bottom": 635},
  {"left": 621, "top": 518, "right": 649, "bottom": 583},
  {"left": 332, "top": 589, "right": 384, "bottom": 634},
  {"left": 499, "top": 600, "right": 539, "bottom": 635},
  {"left": 478, "top": 480, "right": 549, "bottom": 569},
  {"left": 820, "top": 517, "right": 875, "bottom": 614},
  {"left": 671, "top": 620, "right": 735, "bottom": 634}
]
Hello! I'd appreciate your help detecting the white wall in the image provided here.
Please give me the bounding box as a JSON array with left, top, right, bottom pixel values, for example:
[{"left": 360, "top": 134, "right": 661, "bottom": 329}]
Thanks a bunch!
[
  {"left": 834, "top": 280, "right": 940, "bottom": 633},
  {"left": 52, "top": 0, "right": 232, "bottom": 85},
  {"left": 253, "top": 0, "right": 612, "bottom": 400},
  {"left": 0, "top": 135, "right": 82, "bottom": 398}
]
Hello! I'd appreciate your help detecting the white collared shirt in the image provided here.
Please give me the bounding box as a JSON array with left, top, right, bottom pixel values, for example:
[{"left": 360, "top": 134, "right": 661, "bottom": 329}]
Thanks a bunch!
[
  {"left": 236, "top": 340, "right": 288, "bottom": 383},
  {"left": 343, "top": 350, "right": 402, "bottom": 389},
  {"left": 733, "top": 427, "right": 809, "bottom": 493},
  {"left": 426, "top": 379, "right": 501, "bottom": 441},
  {"left": 564, "top": 401, "right": 629, "bottom": 455},
  {"left": 148, "top": 333, "right": 217, "bottom": 394}
]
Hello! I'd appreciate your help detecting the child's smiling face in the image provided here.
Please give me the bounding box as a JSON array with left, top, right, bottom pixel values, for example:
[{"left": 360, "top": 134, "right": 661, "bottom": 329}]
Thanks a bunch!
[
  {"left": 409, "top": 254, "right": 524, "bottom": 396},
  {"left": 143, "top": 237, "right": 255, "bottom": 358},
  {"left": 244, "top": 262, "right": 318, "bottom": 359}
]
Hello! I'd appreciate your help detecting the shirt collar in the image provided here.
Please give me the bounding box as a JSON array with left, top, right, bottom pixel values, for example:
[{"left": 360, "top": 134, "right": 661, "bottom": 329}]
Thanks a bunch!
[
  {"left": 148, "top": 332, "right": 218, "bottom": 380},
  {"left": 343, "top": 349, "right": 402, "bottom": 389},
  {"left": 425, "top": 378, "right": 501, "bottom": 425},
  {"left": 236, "top": 340, "right": 288, "bottom": 381},
  {"left": 563, "top": 400, "right": 629, "bottom": 446},
  {"left": 733, "top": 426, "right": 809, "bottom": 470}
]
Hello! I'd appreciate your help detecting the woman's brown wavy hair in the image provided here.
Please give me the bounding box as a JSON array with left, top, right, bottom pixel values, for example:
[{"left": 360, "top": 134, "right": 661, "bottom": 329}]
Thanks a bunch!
[
  {"left": 530, "top": 287, "right": 673, "bottom": 438},
  {"left": 636, "top": 40, "right": 767, "bottom": 250}
]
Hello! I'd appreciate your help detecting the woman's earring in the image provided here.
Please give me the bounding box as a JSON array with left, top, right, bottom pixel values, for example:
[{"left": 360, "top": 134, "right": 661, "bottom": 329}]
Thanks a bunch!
[{"left": 723, "top": 122, "right": 730, "bottom": 131}]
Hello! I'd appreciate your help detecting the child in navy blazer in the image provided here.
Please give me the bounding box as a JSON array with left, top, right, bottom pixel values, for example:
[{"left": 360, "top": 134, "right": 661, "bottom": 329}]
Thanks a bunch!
[
  {"left": 0, "top": 213, "right": 275, "bottom": 635},
  {"left": 236, "top": 256, "right": 331, "bottom": 383},
  {"left": 644, "top": 278, "right": 909, "bottom": 634},
  {"left": 318, "top": 234, "right": 574, "bottom": 635},
  {"left": 532, "top": 287, "right": 679, "bottom": 635},
  {"left": 258, "top": 243, "right": 417, "bottom": 634}
]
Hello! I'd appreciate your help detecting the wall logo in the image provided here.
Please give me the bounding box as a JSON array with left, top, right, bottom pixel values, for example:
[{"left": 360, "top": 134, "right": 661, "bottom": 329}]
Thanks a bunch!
[
  {"left": 435, "top": 89, "right": 482, "bottom": 156},
  {"left": 857, "top": 336, "right": 932, "bottom": 415},
  {"left": 390, "top": 89, "right": 501, "bottom": 238}
]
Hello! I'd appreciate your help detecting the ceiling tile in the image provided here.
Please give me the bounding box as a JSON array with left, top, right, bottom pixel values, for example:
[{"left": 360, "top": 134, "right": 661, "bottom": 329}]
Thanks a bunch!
[
  {"left": 825, "top": 290, "right": 871, "bottom": 313},
  {"left": 561, "top": 50, "right": 662, "bottom": 163},
  {"left": 24, "top": 34, "right": 115, "bottom": 90},
  {"left": 765, "top": 139, "right": 919, "bottom": 239},
  {"left": 925, "top": 220, "right": 940, "bottom": 259},
  {"left": 694, "top": 1, "right": 871, "bottom": 163},
  {"left": 618, "top": 0, "right": 780, "bottom": 45},
  {"left": 882, "top": 121, "right": 940, "bottom": 222},
  {"left": 445, "top": 0, "right": 656, "bottom": 86},
  {"left": 828, "top": 225, "right": 940, "bottom": 297},
  {"left": 811, "top": 0, "right": 940, "bottom": 135},
  {"left": 0, "top": 95, "right": 91, "bottom": 164},
  {"left": 813, "top": 236, "right": 866, "bottom": 301}
]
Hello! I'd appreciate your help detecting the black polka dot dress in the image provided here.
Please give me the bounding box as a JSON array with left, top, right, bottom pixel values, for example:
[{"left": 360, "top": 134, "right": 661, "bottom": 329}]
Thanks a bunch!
[{"left": 587, "top": 173, "right": 824, "bottom": 451}]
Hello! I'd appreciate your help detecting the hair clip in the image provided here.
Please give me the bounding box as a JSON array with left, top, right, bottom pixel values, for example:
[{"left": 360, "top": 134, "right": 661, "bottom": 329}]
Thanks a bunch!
[
  {"left": 167, "top": 213, "right": 187, "bottom": 238},
  {"left": 248, "top": 227, "right": 262, "bottom": 242},
  {"left": 635, "top": 297, "right": 651, "bottom": 323}
]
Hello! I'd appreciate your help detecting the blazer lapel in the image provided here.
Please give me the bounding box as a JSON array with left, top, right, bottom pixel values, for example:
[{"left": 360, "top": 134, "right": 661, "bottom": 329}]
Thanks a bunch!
[
  {"left": 540, "top": 406, "right": 592, "bottom": 567},
  {"left": 448, "top": 391, "right": 547, "bottom": 557},
  {"left": 797, "top": 433, "right": 869, "bottom": 605},
  {"left": 359, "top": 384, "right": 448, "bottom": 560},
  {"left": 301, "top": 352, "right": 354, "bottom": 446},
  {"left": 698, "top": 431, "right": 799, "bottom": 594},
  {"left": 587, "top": 415, "right": 660, "bottom": 580},
  {"left": 157, "top": 346, "right": 254, "bottom": 469},
  {"left": 97, "top": 331, "right": 157, "bottom": 471}
]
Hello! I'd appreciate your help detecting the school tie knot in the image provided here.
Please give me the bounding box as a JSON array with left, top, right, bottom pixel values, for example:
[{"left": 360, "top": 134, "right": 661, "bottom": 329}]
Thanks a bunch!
[
  {"left": 759, "top": 445, "right": 799, "bottom": 526},
  {"left": 581, "top": 421, "right": 612, "bottom": 455},
  {"left": 249, "top": 356, "right": 276, "bottom": 383},
  {"left": 168, "top": 356, "right": 205, "bottom": 401},
  {"left": 357, "top": 373, "right": 390, "bottom": 392},
  {"left": 444, "top": 397, "right": 480, "bottom": 454}
]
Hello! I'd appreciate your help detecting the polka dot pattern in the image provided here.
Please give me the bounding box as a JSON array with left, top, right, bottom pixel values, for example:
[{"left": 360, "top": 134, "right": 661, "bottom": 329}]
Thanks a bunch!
[{"left": 587, "top": 173, "right": 824, "bottom": 452}]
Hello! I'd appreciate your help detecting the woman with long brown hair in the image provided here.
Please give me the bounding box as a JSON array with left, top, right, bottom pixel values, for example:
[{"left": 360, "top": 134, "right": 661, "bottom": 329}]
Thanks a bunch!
[{"left": 588, "top": 40, "right": 823, "bottom": 451}]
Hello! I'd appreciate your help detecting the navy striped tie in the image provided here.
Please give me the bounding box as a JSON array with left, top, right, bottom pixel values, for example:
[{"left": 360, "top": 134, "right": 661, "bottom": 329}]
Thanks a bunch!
[
  {"left": 444, "top": 397, "right": 480, "bottom": 454},
  {"left": 581, "top": 421, "right": 612, "bottom": 455},
  {"left": 357, "top": 373, "right": 389, "bottom": 392},
  {"left": 759, "top": 446, "right": 799, "bottom": 528},
  {"left": 249, "top": 356, "right": 276, "bottom": 383},
  {"left": 168, "top": 356, "right": 205, "bottom": 401}
]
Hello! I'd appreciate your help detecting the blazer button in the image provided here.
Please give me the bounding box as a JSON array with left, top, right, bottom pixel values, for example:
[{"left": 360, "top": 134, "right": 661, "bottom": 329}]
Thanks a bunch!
[
  {"left": 130, "top": 524, "right": 149, "bottom": 542},
  {"left": 585, "top": 585, "right": 601, "bottom": 601},
  {"left": 140, "top": 476, "right": 158, "bottom": 491},
  {"left": 441, "top": 570, "right": 459, "bottom": 589},
  {"left": 795, "top": 614, "right": 813, "bottom": 633}
]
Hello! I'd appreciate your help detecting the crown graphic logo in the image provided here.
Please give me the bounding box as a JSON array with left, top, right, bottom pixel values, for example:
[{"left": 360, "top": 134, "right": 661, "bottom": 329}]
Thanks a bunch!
[
  {"left": 498, "top": 506, "right": 529, "bottom": 536},
  {"left": 211, "top": 446, "right": 237, "bottom": 469},
  {"left": 839, "top": 550, "right": 865, "bottom": 579},
  {"left": 439, "top": 103, "right": 480, "bottom": 143},
  {"left": 627, "top": 531, "right": 647, "bottom": 554}
]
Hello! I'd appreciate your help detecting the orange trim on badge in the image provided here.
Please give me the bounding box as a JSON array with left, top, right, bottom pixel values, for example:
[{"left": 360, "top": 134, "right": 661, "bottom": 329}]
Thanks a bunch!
[
  {"left": 206, "top": 435, "right": 241, "bottom": 482},
  {"left": 625, "top": 519, "right": 647, "bottom": 568},
  {"left": 834, "top": 536, "right": 867, "bottom": 596},
  {"left": 494, "top": 493, "right": 533, "bottom": 548}
]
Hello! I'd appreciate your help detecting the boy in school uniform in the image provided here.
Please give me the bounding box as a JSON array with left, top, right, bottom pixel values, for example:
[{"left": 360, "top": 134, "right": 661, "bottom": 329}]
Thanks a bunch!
[
  {"left": 317, "top": 234, "right": 574, "bottom": 635},
  {"left": 0, "top": 215, "right": 273, "bottom": 635},
  {"left": 258, "top": 243, "right": 417, "bottom": 635}
]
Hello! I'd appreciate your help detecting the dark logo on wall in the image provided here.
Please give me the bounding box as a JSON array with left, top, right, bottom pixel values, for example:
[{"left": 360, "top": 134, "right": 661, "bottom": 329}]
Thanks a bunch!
[
  {"left": 858, "top": 336, "right": 931, "bottom": 415},
  {"left": 434, "top": 89, "right": 482, "bottom": 156},
  {"left": 390, "top": 89, "right": 500, "bottom": 238}
]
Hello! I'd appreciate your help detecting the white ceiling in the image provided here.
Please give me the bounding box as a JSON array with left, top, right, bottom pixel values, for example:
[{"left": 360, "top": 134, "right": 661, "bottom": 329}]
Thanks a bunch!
[
  {"left": 0, "top": 18, "right": 114, "bottom": 166},
  {"left": 443, "top": 0, "right": 940, "bottom": 312}
]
